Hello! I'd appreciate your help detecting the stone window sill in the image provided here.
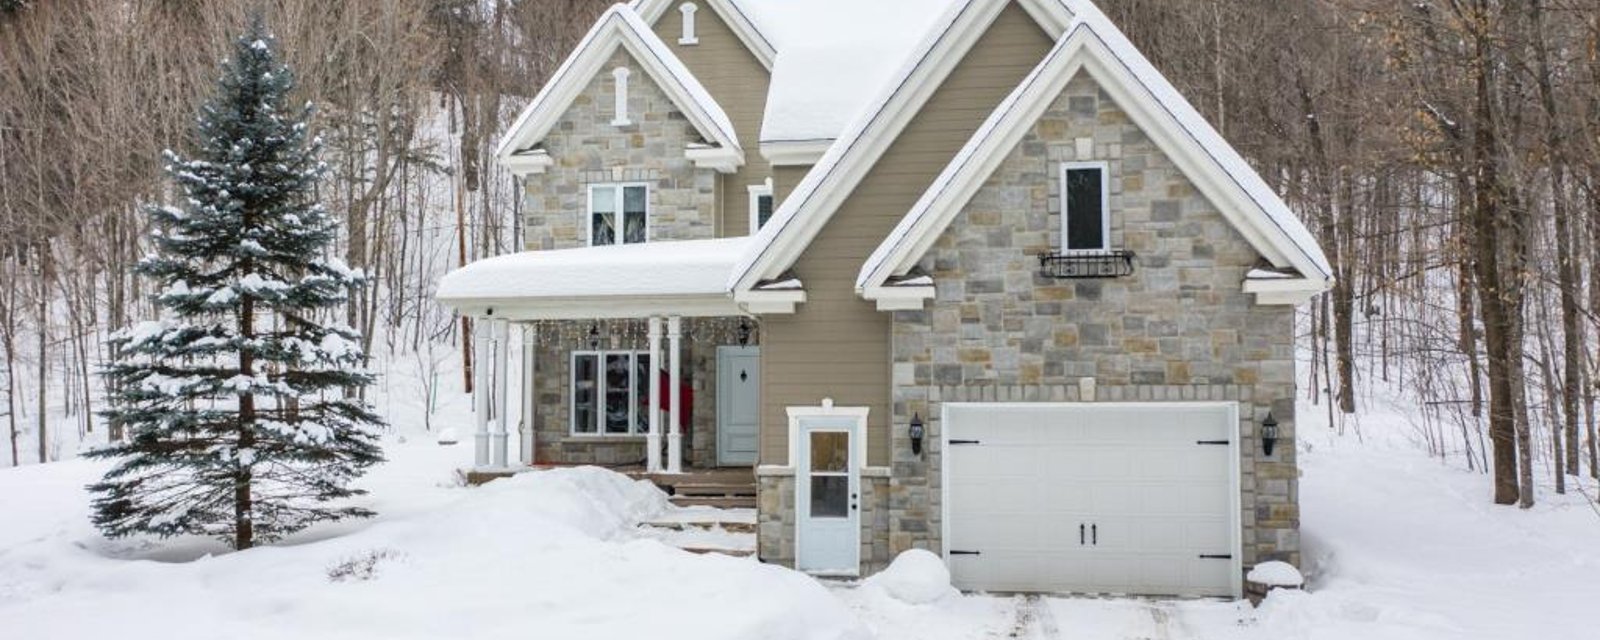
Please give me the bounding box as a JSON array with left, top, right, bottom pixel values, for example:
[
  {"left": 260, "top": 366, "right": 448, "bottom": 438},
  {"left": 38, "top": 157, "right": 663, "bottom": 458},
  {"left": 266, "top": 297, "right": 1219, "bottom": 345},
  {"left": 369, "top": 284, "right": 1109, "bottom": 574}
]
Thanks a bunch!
[{"left": 560, "top": 435, "right": 648, "bottom": 445}]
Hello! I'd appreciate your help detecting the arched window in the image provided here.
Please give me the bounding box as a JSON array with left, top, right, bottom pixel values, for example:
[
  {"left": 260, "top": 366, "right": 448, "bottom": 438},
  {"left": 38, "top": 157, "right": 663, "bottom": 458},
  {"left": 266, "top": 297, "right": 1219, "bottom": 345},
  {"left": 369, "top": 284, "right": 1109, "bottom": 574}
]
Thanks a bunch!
[
  {"left": 611, "top": 66, "right": 632, "bottom": 127},
  {"left": 679, "top": 3, "right": 699, "bottom": 45}
]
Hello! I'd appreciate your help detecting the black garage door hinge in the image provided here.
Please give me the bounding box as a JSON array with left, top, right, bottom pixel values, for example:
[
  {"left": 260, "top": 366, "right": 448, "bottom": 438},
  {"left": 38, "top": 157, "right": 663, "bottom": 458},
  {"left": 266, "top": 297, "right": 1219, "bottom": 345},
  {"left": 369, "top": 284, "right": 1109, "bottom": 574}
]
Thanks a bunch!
[
  {"left": 1199, "top": 554, "right": 1233, "bottom": 560},
  {"left": 949, "top": 439, "right": 983, "bottom": 446},
  {"left": 949, "top": 550, "right": 982, "bottom": 556},
  {"left": 1196, "top": 440, "right": 1230, "bottom": 446}
]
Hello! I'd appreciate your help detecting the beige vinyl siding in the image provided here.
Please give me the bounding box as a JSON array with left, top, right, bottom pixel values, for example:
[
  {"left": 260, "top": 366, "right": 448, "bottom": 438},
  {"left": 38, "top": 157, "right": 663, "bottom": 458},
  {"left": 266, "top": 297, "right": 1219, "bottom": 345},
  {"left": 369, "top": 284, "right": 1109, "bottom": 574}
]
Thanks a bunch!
[
  {"left": 771, "top": 165, "right": 810, "bottom": 206},
  {"left": 656, "top": 4, "right": 773, "bottom": 236},
  {"left": 759, "top": 2, "right": 1053, "bottom": 467}
]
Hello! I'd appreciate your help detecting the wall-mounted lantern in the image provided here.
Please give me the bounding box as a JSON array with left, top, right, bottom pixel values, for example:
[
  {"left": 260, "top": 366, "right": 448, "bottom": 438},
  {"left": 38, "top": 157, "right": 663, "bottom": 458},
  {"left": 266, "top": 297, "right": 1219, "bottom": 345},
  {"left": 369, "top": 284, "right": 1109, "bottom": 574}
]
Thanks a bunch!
[
  {"left": 737, "top": 319, "right": 752, "bottom": 346},
  {"left": 1261, "top": 412, "right": 1280, "bottom": 457},
  {"left": 909, "top": 413, "right": 925, "bottom": 457},
  {"left": 587, "top": 323, "right": 601, "bottom": 349}
]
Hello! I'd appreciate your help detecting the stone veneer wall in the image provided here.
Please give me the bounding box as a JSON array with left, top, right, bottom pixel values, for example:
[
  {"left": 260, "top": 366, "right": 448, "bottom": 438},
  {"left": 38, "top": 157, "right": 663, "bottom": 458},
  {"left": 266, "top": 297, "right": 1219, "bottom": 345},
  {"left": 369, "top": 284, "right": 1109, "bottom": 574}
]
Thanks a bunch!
[
  {"left": 530, "top": 319, "right": 747, "bottom": 469},
  {"left": 523, "top": 49, "right": 718, "bottom": 251},
  {"left": 756, "top": 472, "right": 892, "bottom": 575},
  {"left": 885, "top": 72, "right": 1300, "bottom": 571}
]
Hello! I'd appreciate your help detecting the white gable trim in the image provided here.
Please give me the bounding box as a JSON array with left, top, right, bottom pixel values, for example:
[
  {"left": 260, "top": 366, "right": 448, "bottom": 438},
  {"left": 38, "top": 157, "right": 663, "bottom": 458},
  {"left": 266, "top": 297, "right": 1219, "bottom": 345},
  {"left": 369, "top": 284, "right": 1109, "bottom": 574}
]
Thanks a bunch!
[
  {"left": 495, "top": 6, "right": 743, "bottom": 173},
  {"left": 729, "top": 0, "right": 1080, "bottom": 294},
  {"left": 858, "top": 19, "right": 1333, "bottom": 308},
  {"left": 633, "top": 0, "right": 777, "bottom": 71}
]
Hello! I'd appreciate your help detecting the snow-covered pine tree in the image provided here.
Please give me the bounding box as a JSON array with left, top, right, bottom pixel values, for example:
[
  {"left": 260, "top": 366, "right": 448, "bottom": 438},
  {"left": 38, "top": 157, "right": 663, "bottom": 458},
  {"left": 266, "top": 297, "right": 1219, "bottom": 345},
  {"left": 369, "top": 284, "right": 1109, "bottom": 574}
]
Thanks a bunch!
[{"left": 89, "top": 17, "right": 384, "bottom": 551}]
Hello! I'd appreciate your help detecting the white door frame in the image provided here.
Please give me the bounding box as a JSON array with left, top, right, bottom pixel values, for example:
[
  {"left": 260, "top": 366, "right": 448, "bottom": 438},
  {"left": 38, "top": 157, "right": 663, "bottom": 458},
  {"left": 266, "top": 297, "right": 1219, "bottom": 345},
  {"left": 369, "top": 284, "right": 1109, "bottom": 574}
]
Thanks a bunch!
[
  {"left": 716, "top": 346, "right": 761, "bottom": 466},
  {"left": 939, "top": 401, "right": 1243, "bottom": 597},
  {"left": 789, "top": 399, "right": 867, "bottom": 576}
]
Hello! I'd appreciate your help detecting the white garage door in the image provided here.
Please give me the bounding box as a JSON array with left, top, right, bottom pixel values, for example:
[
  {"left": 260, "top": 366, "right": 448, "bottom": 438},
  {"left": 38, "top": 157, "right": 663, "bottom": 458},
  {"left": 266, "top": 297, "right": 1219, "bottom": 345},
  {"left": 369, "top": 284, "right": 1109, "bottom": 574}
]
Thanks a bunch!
[{"left": 943, "top": 403, "right": 1240, "bottom": 597}]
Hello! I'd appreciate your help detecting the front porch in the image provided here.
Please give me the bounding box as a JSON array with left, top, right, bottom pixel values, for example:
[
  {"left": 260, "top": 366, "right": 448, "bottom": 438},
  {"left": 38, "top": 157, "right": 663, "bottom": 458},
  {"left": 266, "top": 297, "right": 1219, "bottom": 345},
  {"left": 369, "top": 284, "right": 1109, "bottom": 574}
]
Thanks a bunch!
[{"left": 462, "top": 315, "right": 762, "bottom": 477}]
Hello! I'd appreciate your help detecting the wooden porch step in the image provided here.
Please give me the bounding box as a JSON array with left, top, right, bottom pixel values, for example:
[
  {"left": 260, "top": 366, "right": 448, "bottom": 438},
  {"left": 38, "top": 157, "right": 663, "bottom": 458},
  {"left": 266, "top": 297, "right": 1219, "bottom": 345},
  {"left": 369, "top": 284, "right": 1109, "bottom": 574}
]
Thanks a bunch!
[
  {"left": 639, "top": 520, "right": 758, "bottom": 535},
  {"left": 671, "top": 483, "right": 757, "bottom": 498},
  {"left": 679, "top": 546, "right": 756, "bottom": 558},
  {"left": 669, "top": 495, "right": 757, "bottom": 509}
]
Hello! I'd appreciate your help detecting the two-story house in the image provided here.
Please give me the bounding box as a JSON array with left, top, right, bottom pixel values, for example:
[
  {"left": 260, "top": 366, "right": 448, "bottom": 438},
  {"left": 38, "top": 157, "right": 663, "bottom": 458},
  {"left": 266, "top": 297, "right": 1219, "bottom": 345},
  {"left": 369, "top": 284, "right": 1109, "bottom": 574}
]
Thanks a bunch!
[{"left": 437, "top": 0, "right": 1331, "bottom": 598}]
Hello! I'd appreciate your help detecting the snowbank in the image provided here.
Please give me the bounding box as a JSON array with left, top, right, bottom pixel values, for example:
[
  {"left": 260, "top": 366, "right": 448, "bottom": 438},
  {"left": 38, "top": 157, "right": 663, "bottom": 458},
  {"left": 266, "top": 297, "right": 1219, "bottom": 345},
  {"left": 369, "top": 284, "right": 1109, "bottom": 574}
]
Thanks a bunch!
[
  {"left": 0, "top": 444, "right": 867, "bottom": 640},
  {"left": 862, "top": 549, "right": 958, "bottom": 605},
  {"left": 1247, "top": 560, "right": 1304, "bottom": 588}
]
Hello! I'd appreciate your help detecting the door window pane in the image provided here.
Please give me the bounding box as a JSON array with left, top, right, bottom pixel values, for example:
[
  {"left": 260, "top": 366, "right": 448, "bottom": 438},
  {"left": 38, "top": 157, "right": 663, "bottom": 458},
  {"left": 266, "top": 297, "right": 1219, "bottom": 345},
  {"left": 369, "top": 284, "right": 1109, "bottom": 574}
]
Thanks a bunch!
[
  {"left": 809, "top": 432, "right": 849, "bottom": 473},
  {"left": 572, "top": 354, "right": 599, "bottom": 434},
  {"left": 604, "top": 353, "right": 633, "bottom": 434},
  {"left": 1064, "top": 167, "right": 1106, "bottom": 251},
  {"left": 810, "top": 476, "right": 849, "bottom": 518}
]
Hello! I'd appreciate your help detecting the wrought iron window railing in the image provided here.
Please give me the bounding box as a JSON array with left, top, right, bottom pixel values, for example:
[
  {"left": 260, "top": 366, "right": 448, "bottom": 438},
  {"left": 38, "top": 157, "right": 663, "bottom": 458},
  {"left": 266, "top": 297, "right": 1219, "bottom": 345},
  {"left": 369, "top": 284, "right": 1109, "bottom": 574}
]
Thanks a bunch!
[{"left": 1039, "top": 250, "right": 1136, "bottom": 279}]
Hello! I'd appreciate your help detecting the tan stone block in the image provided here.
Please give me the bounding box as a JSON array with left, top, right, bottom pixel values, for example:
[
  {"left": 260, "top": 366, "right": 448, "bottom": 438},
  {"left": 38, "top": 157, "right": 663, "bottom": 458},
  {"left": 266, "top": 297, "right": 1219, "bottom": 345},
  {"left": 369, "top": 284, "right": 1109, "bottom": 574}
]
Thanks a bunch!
[
  {"left": 1021, "top": 363, "right": 1043, "bottom": 385},
  {"left": 1054, "top": 328, "right": 1080, "bottom": 347},
  {"left": 1123, "top": 337, "right": 1158, "bottom": 354},
  {"left": 1166, "top": 361, "right": 1191, "bottom": 384},
  {"left": 1234, "top": 366, "right": 1260, "bottom": 385},
  {"left": 1036, "top": 286, "right": 1074, "bottom": 301},
  {"left": 969, "top": 210, "right": 1002, "bottom": 226},
  {"left": 959, "top": 348, "right": 991, "bottom": 363}
]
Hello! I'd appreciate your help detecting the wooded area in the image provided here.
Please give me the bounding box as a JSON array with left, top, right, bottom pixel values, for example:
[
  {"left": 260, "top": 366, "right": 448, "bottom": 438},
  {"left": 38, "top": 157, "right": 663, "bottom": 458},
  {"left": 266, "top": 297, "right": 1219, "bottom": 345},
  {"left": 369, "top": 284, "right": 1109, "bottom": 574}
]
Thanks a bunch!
[{"left": 3, "top": 0, "right": 1599, "bottom": 508}]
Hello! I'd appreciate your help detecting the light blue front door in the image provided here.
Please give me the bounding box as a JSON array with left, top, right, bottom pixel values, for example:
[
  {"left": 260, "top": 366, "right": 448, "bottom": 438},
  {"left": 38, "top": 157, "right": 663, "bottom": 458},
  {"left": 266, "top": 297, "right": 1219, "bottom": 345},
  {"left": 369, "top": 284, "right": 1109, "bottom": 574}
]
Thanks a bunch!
[
  {"left": 716, "top": 346, "right": 760, "bottom": 466},
  {"left": 796, "top": 417, "right": 860, "bottom": 575}
]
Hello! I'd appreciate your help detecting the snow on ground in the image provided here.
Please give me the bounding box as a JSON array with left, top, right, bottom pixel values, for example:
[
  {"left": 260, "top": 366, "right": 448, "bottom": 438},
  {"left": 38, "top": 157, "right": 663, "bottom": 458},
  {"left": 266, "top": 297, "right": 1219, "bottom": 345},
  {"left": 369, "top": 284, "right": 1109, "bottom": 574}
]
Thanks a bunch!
[
  {"left": 5, "top": 344, "right": 1598, "bottom": 639},
  {"left": 0, "top": 439, "right": 866, "bottom": 640}
]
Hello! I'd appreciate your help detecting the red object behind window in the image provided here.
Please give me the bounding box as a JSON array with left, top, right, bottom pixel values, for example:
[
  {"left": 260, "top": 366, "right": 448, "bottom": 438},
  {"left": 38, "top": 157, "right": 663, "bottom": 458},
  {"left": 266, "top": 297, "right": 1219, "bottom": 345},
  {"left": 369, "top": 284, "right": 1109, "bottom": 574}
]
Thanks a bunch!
[{"left": 657, "top": 370, "right": 693, "bottom": 432}]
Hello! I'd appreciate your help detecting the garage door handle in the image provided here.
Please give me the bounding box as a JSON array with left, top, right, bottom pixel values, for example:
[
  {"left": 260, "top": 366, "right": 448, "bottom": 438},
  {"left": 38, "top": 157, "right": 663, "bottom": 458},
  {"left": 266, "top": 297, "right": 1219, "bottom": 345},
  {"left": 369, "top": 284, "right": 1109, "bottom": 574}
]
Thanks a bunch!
[
  {"left": 1079, "top": 524, "right": 1085, "bottom": 545},
  {"left": 1092, "top": 524, "right": 1097, "bottom": 545}
]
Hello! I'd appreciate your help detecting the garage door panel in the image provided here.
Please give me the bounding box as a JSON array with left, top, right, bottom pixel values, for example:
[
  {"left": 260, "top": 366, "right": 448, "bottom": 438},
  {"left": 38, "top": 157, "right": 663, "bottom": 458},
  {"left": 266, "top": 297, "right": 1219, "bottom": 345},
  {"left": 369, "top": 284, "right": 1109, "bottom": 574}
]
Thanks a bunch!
[{"left": 945, "top": 403, "right": 1238, "bottom": 598}]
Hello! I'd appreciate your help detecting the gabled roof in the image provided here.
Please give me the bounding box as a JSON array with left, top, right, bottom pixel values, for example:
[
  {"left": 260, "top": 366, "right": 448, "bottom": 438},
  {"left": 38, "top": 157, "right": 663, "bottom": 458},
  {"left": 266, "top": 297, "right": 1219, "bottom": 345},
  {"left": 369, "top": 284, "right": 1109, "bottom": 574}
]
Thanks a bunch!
[
  {"left": 631, "top": 0, "right": 777, "bottom": 70},
  {"left": 856, "top": 3, "right": 1333, "bottom": 304},
  {"left": 728, "top": 0, "right": 1079, "bottom": 293},
  {"left": 495, "top": 6, "right": 742, "bottom": 172}
]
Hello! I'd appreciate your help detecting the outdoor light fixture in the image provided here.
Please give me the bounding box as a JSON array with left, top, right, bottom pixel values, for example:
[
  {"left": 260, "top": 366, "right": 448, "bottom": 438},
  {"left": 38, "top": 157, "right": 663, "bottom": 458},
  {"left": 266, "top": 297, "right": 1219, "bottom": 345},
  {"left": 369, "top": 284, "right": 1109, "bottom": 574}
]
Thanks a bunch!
[
  {"left": 909, "top": 413, "right": 925, "bottom": 457},
  {"left": 1262, "top": 412, "right": 1280, "bottom": 457},
  {"left": 587, "top": 324, "right": 601, "bottom": 349},
  {"left": 737, "top": 320, "right": 752, "bottom": 346}
]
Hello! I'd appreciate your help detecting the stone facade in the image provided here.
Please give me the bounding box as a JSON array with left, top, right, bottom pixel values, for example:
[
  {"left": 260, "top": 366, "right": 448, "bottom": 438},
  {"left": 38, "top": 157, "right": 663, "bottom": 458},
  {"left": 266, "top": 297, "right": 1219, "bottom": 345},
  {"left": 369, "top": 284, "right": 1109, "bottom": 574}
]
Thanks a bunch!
[
  {"left": 523, "top": 49, "right": 719, "bottom": 252},
  {"left": 530, "top": 319, "right": 757, "bottom": 469},
  {"left": 756, "top": 471, "right": 893, "bottom": 575},
  {"left": 884, "top": 73, "right": 1300, "bottom": 573}
]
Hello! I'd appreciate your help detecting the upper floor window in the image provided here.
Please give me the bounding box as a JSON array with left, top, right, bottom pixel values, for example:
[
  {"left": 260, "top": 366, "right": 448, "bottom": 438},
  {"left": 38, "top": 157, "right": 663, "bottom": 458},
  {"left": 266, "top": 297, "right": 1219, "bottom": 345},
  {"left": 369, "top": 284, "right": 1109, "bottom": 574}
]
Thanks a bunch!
[
  {"left": 1060, "top": 161, "right": 1110, "bottom": 252},
  {"left": 590, "top": 183, "right": 648, "bottom": 246},
  {"left": 748, "top": 178, "right": 774, "bottom": 233},
  {"left": 611, "top": 67, "right": 632, "bottom": 127},
  {"left": 679, "top": 3, "right": 700, "bottom": 45}
]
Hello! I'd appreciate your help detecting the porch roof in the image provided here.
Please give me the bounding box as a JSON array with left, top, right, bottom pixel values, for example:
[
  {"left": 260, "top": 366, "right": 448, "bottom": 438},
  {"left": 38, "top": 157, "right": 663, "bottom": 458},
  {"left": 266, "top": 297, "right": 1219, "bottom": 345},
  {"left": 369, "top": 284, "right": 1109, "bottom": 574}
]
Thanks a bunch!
[{"left": 436, "top": 237, "right": 753, "bottom": 320}]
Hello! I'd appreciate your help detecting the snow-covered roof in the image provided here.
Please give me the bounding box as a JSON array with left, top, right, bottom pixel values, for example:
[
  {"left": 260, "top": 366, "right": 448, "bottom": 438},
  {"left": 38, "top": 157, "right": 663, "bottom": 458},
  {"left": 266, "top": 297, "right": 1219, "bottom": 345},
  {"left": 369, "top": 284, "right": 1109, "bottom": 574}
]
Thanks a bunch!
[
  {"left": 495, "top": 6, "right": 742, "bottom": 170},
  {"left": 857, "top": 3, "right": 1331, "bottom": 300},
  {"left": 740, "top": 0, "right": 964, "bottom": 144},
  {"left": 437, "top": 238, "right": 751, "bottom": 304},
  {"left": 855, "top": 10, "right": 1332, "bottom": 305}
]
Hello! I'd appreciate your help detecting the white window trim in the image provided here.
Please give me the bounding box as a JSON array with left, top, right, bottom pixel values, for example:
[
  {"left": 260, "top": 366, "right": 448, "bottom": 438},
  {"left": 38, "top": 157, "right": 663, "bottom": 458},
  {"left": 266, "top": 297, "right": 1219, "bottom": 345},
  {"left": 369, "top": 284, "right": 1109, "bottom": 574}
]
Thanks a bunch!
[
  {"left": 587, "top": 182, "right": 651, "bottom": 247},
  {"left": 569, "top": 350, "right": 651, "bottom": 437},
  {"left": 784, "top": 399, "right": 869, "bottom": 469},
  {"left": 747, "top": 177, "right": 774, "bottom": 235},
  {"left": 1059, "top": 160, "right": 1112, "bottom": 254},
  {"left": 611, "top": 66, "right": 633, "bottom": 127},
  {"left": 678, "top": 3, "right": 700, "bottom": 45}
]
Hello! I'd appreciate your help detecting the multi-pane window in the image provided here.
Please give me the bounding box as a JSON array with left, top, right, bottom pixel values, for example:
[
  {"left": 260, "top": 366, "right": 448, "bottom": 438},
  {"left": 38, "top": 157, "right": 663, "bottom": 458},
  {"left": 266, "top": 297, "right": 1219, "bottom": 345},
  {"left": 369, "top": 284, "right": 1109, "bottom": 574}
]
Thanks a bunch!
[
  {"left": 1060, "top": 162, "right": 1110, "bottom": 252},
  {"left": 571, "top": 351, "right": 653, "bottom": 435},
  {"left": 590, "top": 184, "right": 648, "bottom": 246}
]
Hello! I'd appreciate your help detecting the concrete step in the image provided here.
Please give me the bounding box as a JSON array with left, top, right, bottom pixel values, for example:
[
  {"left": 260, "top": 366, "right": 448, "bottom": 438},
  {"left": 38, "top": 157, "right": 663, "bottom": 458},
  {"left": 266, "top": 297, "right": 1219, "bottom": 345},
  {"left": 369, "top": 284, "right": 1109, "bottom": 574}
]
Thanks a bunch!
[
  {"left": 669, "top": 495, "right": 757, "bottom": 509},
  {"left": 640, "top": 519, "right": 758, "bottom": 535},
  {"left": 679, "top": 546, "right": 756, "bottom": 558}
]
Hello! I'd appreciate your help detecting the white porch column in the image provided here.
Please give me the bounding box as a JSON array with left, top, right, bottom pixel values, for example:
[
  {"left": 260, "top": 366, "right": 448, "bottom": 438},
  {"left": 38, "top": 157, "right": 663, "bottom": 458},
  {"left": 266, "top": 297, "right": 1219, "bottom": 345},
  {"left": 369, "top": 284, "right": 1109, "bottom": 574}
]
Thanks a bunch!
[
  {"left": 520, "top": 324, "right": 537, "bottom": 466},
  {"left": 647, "top": 317, "right": 664, "bottom": 473},
  {"left": 490, "top": 319, "right": 511, "bottom": 469},
  {"left": 667, "top": 316, "right": 684, "bottom": 474},
  {"left": 472, "top": 317, "right": 491, "bottom": 468}
]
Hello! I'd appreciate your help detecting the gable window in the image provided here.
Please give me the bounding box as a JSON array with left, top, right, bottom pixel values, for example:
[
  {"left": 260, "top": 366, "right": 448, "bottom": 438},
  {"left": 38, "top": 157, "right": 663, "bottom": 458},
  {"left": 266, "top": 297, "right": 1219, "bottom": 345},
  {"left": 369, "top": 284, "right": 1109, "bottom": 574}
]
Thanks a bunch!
[
  {"left": 572, "top": 351, "right": 653, "bottom": 436},
  {"left": 748, "top": 178, "right": 775, "bottom": 233},
  {"left": 611, "top": 67, "right": 632, "bottom": 126},
  {"left": 679, "top": 3, "right": 699, "bottom": 45},
  {"left": 1060, "top": 161, "right": 1111, "bottom": 252},
  {"left": 589, "top": 183, "right": 648, "bottom": 246}
]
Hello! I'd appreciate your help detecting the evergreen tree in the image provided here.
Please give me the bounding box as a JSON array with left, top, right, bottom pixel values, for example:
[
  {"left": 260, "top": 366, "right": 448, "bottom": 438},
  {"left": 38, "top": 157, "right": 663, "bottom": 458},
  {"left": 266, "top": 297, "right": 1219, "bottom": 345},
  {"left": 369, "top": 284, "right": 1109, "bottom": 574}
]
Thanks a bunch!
[{"left": 89, "top": 17, "right": 384, "bottom": 550}]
